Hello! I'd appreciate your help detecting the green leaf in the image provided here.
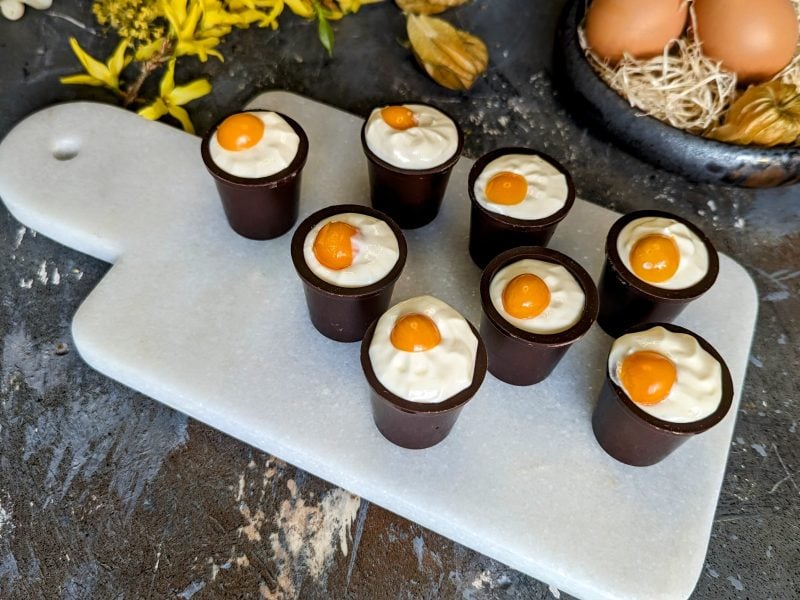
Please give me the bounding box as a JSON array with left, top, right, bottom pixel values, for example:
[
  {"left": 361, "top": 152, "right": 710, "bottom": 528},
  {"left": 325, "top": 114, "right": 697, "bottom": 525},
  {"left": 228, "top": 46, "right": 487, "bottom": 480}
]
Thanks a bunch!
[{"left": 314, "top": 3, "right": 335, "bottom": 56}]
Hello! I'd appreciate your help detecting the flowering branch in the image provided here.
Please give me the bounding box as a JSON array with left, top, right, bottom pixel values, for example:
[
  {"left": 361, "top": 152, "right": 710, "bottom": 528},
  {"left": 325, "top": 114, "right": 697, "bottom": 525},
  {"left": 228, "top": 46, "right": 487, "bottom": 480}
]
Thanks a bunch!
[{"left": 60, "top": 0, "right": 381, "bottom": 131}]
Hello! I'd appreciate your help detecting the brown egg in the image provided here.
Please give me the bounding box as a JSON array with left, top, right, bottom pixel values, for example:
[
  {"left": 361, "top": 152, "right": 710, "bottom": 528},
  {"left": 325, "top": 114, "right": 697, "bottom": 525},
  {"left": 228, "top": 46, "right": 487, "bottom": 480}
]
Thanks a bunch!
[
  {"left": 585, "top": 0, "right": 688, "bottom": 64},
  {"left": 694, "top": 0, "right": 799, "bottom": 84}
]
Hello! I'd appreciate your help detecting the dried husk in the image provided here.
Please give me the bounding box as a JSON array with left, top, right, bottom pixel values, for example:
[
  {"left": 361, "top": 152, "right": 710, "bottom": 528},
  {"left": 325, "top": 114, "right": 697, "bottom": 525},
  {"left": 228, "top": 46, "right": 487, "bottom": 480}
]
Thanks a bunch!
[
  {"left": 407, "top": 13, "right": 487, "bottom": 90},
  {"left": 396, "top": 0, "right": 467, "bottom": 15},
  {"left": 710, "top": 82, "right": 800, "bottom": 146}
]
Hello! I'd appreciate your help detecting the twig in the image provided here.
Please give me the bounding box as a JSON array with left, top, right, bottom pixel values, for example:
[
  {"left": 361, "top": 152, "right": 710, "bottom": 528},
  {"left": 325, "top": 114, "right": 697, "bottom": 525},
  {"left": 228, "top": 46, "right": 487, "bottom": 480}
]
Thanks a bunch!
[{"left": 121, "top": 38, "right": 175, "bottom": 107}]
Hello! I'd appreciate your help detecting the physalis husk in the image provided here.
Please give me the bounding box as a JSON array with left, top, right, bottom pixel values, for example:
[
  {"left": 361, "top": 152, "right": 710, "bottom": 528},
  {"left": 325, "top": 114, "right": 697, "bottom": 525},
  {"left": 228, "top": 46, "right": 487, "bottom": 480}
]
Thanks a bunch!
[
  {"left": 406, "top": 13, "right": 487, "bottom": 91},
  {"left": 710, "top": 82, "right": 800, "bottom": 147}
]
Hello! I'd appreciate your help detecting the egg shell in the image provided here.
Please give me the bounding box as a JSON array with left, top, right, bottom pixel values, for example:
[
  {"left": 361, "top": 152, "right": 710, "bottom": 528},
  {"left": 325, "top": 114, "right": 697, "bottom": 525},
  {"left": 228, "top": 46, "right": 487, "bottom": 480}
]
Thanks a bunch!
[
  {"left": 584, "top": 0, "right": 688, "bottom": 64},
  {"left": 694, "top": 0, "right": 799, "bottom": 84}
]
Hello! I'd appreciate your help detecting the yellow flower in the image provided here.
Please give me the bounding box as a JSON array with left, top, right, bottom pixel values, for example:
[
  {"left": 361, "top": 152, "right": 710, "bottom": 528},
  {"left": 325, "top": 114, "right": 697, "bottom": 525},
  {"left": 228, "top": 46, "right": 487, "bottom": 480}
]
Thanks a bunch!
[
  {"left": 92, "top": 0, "right": 163, "bottom": 44},
  {"left": 336, "top": 0, "right": 380, "bottom": 15},
  {"left": 60, "top": 37, "right": 131, "bottom": 92},
  {"left": 284, "top": 0, "right": 314, "bottom": 18},
  {"left": 137, "top": 59, "right": 211, "bottom": 133},
  {"left": 162, "top": 0, "right": 224, "bottom": 61},
  {"left": 295, "top": 0, "right": 380, "bottom": 26},
  {"left": 206, "top": 0, "right": 284, "bottom": 30},
  {"left": 135, "top": 36, "right": 169, "bottom": 62}
]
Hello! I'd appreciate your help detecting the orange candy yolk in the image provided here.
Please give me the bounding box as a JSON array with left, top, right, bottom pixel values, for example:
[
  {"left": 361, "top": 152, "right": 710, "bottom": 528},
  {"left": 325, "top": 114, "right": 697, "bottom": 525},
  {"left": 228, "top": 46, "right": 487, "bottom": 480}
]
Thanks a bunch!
[
  {"left": 619, "top": 351, "right": 677, "bottom": 405},
  {"left": 629, "top": 234, "right": 680, "bottom": 284},
  {"left": 216, "top": 113, "right": 265, "bottom": 151},
  {"left": 485, "top": 171, "right": 528, "bottom": 205},
  {"left": 502, "top": 273, "right": 551, "bottom": 319},
  {"left": 313, "top": 221, "right": 358, "bottom": 270},
  {"left": 381, "top": 106, "right": 417, "bottom": 130},
  {"left": 390, "top": 314, "right": 441, "bottom": 352}
]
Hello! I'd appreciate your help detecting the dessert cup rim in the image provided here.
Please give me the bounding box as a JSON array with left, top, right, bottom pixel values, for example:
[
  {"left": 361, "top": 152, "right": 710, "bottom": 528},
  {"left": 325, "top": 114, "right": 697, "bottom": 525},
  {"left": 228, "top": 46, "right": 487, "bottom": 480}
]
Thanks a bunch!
[
  {"left": 605, "top": 321, "right": 735, "bottom": 435},
  {"left": 200, "top": 110, "right": 309, "bottom": 188},
  {"left": 605, "top": 209, "right": 720, "bottom": 302},
  {"left": 480, "top": 246, "right": 599, "bottom": 347},
  {"left": 360, "top": 318, "right": 488, "bottom": 414},
  {"left": 290, "top": 203, "right": 407, "bottom": 298},
  {"left": 360, "top": 101, "right": 464, "bottom": 175},
  {"left": 468, "top": 147, "right": 576, "bottom": 228}
]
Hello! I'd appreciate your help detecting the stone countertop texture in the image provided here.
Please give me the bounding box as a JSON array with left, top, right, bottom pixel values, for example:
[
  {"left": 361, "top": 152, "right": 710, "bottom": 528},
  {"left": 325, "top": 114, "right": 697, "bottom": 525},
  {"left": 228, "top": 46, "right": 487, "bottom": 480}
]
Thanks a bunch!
[{"left": 0, "top": 1, "right": 797, "bottom": 599}]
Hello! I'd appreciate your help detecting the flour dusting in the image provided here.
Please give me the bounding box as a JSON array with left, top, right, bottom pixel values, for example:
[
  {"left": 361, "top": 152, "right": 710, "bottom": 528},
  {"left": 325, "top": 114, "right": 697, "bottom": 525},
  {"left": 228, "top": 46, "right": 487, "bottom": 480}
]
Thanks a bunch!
[
  {"left": 261, "top": 486, "right": 360, "bottom": 599},
  {"left": 236, "top": 472, "right": 245, "bottom": 502},
  {"left": 12, "top": 226, "right": 25, "bottom": 250},
  {"left": 36, "top": 261, "right": 48, "bottom": 285},
  {"left": 413, "top": 535, "right": 425, "bottom": 571},
  {"left": 178, "top": 580, "right": 205, "bottom": 599},
  {"left": 0, "top": 501, "right": 12, "bottom": 536},
  {"left": 471, "top": 569, "right": 492, "bottom": 588},
  {"left": 238, "top": 503, "right": 266, "bottom": 542}
]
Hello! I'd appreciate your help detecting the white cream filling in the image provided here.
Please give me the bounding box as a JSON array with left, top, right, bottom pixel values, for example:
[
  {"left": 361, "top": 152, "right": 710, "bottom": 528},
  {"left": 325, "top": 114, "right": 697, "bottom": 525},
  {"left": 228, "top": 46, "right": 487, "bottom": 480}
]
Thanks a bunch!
[
  {"left": 609, "top": 326, "right": 723, "bottom": 423},
  {"left": 364, "top": 104, "right": 459, "bottom": 170},
  {"left": 303, "top": 212, "right": 400, "bottom": 288},
  {"left": 474, "top": 154, "right": 569, "bottom": 220},
  {"left": 617, "top": 216, "right": 709, "bottom": 290},
  {"left": 209, "top": 111, "right": 300, "bottom": 179},
  {"left": 369, "top": 296, "right": 478, "bottom": 404},
  {"left": 489, "top": 259, "right": 585, "bottom": 334}
]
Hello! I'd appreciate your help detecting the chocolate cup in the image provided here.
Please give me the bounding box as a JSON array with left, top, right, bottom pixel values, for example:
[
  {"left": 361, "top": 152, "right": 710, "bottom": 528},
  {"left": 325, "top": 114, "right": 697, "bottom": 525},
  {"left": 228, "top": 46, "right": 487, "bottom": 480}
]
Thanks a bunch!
[
  {"left": 591, "top": 322, "right": 734, "bottom": 467},
  {"left": 479, "top": 246, "right": 598, "bottom": 386},
  {"left": 360, "top": 103, "right": 464, "bottom": 230},
  {"left": 201, "top": 111, "right": 309, "bottom": 240},
  {"left": 468, "top": 148, "right": 576, "bottom": 269},
  {"left": 597, "top": 209, "right": 720, "bottom": 338},
  {"left": 290, "top": 204, "right": 407, "bottom": 343},
  {"left": 361, "top": 320, "right": 488, "bottom": 449}
]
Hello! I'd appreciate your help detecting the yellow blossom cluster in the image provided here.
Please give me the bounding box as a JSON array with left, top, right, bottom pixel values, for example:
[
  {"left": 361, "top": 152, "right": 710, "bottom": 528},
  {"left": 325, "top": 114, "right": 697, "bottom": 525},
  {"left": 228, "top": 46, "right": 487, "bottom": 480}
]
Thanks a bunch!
[{"left": 92, "top": 0, "right": 164, "bottom": 43}]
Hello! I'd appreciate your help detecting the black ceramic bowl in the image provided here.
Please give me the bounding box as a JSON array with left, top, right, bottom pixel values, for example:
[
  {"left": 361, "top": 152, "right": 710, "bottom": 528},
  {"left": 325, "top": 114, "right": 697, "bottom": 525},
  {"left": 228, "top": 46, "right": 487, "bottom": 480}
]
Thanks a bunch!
[{"left": 553, "top": 0, "right": 800, "bottom": 188}]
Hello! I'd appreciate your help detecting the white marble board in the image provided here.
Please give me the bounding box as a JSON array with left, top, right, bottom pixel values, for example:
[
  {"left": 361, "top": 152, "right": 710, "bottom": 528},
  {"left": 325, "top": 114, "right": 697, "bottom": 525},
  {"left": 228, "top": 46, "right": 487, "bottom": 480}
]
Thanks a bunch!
[{"left": 0, "top": 92, "right": 758, "bottom": 600}]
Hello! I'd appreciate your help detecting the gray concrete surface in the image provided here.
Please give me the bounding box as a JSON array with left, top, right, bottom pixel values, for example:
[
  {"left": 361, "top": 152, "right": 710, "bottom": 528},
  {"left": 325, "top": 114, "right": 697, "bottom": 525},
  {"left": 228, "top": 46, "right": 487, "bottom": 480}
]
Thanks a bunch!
[{"left": 0, "top": 1, "right": 798, "bottom": 598}]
